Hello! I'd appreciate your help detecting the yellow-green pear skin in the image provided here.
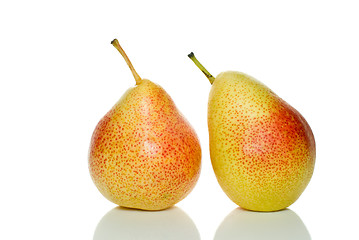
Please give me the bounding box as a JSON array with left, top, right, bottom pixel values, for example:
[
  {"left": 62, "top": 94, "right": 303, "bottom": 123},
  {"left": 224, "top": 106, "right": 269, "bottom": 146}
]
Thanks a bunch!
[
  {"left": 89, "top": 40, "right": 201, "bottom": 211},
  {"left": 208, "top": 71, "right": 315, "bottom": 212}
]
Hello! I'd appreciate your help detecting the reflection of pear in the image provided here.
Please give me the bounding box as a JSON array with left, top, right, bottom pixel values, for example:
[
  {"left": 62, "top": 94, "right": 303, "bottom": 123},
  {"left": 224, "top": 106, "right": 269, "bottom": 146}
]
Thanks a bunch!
[
  {"left": 214, "top": 208, "right": 311, "bottom": 240},
  {"left": 93, "top": 206, "right": 200, "bottom": 240}
]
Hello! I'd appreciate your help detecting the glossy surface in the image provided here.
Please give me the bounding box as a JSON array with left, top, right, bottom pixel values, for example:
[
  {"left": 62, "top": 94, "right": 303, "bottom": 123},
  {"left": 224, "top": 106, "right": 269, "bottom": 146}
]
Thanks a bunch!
[
  {"left": 94, "top": 206, "right": 200, "bottom": 240},
  {"left": 214, "top": 208, "right": 311, "bottom": 239},
  {"left": 208, "top": 71, "right": 315, "bottom": 211}
]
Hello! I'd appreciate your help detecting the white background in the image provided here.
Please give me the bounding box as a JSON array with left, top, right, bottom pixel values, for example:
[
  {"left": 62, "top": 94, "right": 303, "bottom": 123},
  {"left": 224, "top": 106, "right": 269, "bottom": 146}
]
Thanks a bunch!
[{"left": 1, "top": 0, "right": 358, "bottom": 239}]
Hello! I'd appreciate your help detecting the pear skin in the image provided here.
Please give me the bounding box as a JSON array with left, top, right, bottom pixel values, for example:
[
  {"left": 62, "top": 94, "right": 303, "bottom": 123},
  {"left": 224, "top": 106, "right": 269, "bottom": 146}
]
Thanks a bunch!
[
  {"left": 189, "top": 54, "right": 315, "bottom": 212},
  {"left": 88, "top": 40, "right": 201, "bottom": 211}
]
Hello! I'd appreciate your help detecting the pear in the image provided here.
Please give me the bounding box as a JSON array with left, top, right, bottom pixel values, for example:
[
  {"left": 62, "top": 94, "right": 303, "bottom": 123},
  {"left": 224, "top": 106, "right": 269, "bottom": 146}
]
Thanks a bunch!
[
  {"left": 188, "top": 53, "right": 315, "bottom": 212},
  {"left": 88, "top": 39, "right": 201, "bottom": 211}
]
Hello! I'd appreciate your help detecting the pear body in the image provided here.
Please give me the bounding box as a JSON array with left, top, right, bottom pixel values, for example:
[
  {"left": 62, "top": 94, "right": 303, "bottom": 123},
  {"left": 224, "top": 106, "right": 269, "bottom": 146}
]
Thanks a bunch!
[
  {"left": 208, "top": 71, "right": 315, "bottom": 211},
  {"left": 89, "top": 79, "right": 201, "bottom": 210}
]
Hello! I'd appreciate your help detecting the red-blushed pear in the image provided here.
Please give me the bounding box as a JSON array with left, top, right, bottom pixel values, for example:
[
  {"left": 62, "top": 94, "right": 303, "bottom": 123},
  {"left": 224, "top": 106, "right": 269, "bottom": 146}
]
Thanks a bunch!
[
  {"left": 188, "top": 52, "right": 315, "bottom": 212},
  {"left": 88, "top": 40, "right": 201, "bottom": 211}
]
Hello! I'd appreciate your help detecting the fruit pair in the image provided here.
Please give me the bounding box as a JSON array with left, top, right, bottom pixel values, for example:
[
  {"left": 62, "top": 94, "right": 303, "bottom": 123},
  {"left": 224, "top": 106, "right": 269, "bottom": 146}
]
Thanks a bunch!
[{"left": 88, "top": 39, "right": 315, "bottom": 211}]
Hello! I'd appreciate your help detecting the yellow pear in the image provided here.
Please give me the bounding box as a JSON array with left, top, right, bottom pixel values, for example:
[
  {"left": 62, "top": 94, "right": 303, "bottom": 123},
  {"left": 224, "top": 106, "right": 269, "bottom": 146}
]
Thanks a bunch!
[
  {"left": 88, "top": 40, "right": 201, "bottom": 211},
  {"left": 188, "top": 53, "right": 315, "bottom": 211}
]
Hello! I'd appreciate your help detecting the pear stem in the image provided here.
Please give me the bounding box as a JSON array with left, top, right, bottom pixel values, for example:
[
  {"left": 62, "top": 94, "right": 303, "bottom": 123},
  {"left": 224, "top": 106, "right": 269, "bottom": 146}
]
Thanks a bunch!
[
  {"left": 111, "top": 39, "right": 142, "bottom": 85},
  {"left": 187, "top": 52, "right": 215, "bottom": 84}
]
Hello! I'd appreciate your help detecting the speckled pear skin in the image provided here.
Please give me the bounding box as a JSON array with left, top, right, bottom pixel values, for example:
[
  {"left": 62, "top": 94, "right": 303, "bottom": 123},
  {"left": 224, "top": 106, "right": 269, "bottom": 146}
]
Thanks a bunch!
[
  {"left": 208, "top": 71, "right": 315, "bottom": 212},
  {"left": 89, "top": 79, "right": 201, "bottom": 211}
]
